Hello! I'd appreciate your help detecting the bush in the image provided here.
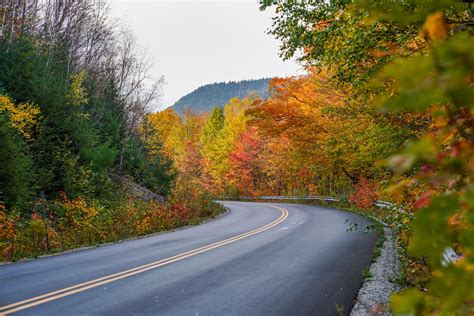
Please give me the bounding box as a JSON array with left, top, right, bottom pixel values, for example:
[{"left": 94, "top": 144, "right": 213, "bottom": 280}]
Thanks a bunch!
[
  {"left": 349, "top": 178, "right": 379, "bottom": 209},
  {"left": 0, "top": 184, "right": 224, "bottom": 262}
]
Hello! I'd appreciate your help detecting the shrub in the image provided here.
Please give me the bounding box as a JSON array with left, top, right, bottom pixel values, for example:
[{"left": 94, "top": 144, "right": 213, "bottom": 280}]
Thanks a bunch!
[{"left": 349, "top": 178, "right": 379, "bottom": 209}]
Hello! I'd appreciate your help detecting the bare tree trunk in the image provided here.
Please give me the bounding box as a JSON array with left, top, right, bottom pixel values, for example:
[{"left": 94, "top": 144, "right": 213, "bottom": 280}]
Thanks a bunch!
[
  {"left": 331, "top": 170, "right": 335, "bottom": 195},
  {"left": 19, "top": 0, "right": 26, "bottom": 37},
  {"left": 8, "top": 0, "right": 15, "bottom": 46},
  {"left": 0, "top": 0, "right": 8, "bottom": 42},
  {"left": 65, "top": 48, "right": 71, "bottom": 86},
  {"left": 341, "top": 166, "right": 358, "bottom": 185}
]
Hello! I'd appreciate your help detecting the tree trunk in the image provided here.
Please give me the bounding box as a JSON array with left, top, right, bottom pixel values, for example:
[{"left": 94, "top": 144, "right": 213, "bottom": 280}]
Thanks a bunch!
[
  {"left": 341, "top": 166, "right": 358, "bottom": 185},
  {"left": 8, "top": 0, "right": 15, "bottom": 46},
  {"left": 0, "top": 0, "right": 8, "bottom": 42}
]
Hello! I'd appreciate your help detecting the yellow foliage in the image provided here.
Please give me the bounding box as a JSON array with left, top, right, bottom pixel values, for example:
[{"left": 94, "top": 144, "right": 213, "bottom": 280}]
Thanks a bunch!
[
  {"left": 423, "top": 11, "right": 449, "bottom": 42},
  {"left": 0, "top": 95, "right": 41, "bottom": 140},
  {"left": 58, "top": 194, "right": 99, "bottom": 226},
  {"left": 66, "top": 71, "right": 88, "bottom": 107},
  {"left": 135, "top": 216, "right": 152, "bottom": 234},
  {"left": 143, "top": 108, "right": 182, "bottom": 157}
]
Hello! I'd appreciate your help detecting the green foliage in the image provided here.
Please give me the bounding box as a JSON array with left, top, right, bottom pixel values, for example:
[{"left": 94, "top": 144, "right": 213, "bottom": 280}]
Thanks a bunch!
[
  {"left": 0, "top": 112, "right": 33, "bottom": 210},
  {"left": 57, "top": 147, "right": 95, "bottom": 199},
  {"left": 409, "top": 195, "right": 459, "bottom": 266},
  {"left": 260, "top": 0, "right": 418, "bottom": 84},
  {"left": 200, "top": 107, "right": 225, "bottom": 144},
  {"left": 374, "top": 33, "right": 474, "bottom": 112},
  {"left": 368, "top": 4, "right": 474, "bottom": 314},
  {"left": 362, "top": 267, "right": 373, "bottom": 280},
  {"left": 143, "top": 153, "right": 175, "bottom": 196},
  {"left": 355, "top": 0, "right": 466, "bottom": 24},
  {"left": 0, "top": 37, "right": 172, "bottom": 201}
]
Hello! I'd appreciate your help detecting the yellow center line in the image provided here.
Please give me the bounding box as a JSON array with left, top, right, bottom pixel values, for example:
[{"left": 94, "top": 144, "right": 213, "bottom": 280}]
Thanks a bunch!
[
  {"left": 1, "top": 206, "right": 285, "bottom": 311},
  {"left": 0, "top": 205, "right": 288, "bottom": 315}
]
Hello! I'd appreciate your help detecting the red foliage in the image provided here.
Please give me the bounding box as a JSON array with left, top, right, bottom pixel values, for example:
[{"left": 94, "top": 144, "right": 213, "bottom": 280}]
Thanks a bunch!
[
  {"left": 413, "top": 191, "right": 434, "bottom": 209},
  {"left": 31, "top": 213, "right": 42, "bottom": 221},
  {"left": 228, "top": 127, "right": 264, "bottom": 196},
  {"left": 170, "top": 202, "right": 191, "bottom": 221},
  {"left": 0, "top": 206, "right": 17, "bottom": 260},
  {"left": 349, "top": 178, "right": 379, "bottom": 209}
]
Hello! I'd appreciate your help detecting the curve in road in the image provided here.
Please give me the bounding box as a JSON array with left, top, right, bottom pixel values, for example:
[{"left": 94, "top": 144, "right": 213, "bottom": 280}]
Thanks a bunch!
[
  {"left": 0, "top": 202, "right": 377, "bottom": 315},
  {"left": 0, "top": 205, "right": 288, "bottom": 315}
]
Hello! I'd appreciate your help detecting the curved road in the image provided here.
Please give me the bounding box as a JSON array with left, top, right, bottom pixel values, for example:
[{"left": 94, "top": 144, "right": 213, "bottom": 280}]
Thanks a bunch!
[{"left": 0, "top": 202, "right": 377, "bottom": 315}]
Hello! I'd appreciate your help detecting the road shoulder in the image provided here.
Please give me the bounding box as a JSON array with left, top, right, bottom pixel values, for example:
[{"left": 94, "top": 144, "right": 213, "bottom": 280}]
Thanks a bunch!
[{"left": 350, "top": 227, "right": 400, "bottom": 315}]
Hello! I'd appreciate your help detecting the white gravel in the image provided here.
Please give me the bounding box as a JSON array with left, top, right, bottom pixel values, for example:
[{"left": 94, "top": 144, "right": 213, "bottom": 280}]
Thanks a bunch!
[{"left": 351, "top": 227, "right": 400, "bottom": 315}]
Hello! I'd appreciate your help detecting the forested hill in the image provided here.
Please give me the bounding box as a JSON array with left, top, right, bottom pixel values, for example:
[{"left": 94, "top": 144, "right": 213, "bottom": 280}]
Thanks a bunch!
[{"left": 172, "top": 78, "right": 270, "bottom": 114}]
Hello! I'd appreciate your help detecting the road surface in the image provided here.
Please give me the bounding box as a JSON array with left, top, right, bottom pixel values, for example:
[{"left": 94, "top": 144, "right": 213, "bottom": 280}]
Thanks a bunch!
[{"left": 0, "top": 202, "right": 377, "bottom": 315}]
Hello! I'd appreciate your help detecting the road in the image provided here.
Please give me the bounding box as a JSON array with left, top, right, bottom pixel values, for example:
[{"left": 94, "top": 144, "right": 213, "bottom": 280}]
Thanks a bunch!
[{"left": 0, "top": 202, "right": 377, "bottom": 315}]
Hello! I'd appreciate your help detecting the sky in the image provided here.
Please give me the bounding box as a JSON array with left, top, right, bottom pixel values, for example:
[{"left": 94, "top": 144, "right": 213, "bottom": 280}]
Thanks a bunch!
[{"left": 108, "top": 0, "right": 301, "bottom": 109}]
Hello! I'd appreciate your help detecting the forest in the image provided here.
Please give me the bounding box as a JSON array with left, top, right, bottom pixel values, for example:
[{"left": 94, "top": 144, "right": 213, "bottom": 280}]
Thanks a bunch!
[
  {"left": 172, "top": 78, "right": 270, "bottom": 115},
  {"left": 1, "top": 0, "right": 473, "bottom": 314},
  {"left": 0, "top": 0, "right": 222, "bottom": 262}
]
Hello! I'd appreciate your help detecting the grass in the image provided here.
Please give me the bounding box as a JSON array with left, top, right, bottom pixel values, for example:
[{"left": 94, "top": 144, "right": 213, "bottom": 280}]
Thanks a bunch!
[{"left": 362, "top": 267, "right": 374, "bottom": 280}]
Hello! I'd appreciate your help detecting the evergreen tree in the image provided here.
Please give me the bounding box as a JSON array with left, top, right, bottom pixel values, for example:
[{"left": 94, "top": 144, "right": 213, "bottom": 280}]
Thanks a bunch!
[{"left": 0, "top": 112, "right": 33, "bottom": 210}]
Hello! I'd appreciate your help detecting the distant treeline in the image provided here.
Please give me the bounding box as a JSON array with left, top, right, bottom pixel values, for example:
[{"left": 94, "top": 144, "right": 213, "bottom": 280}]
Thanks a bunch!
[{"left": 172, "top": 78, "right": 270, "bottom": 114}]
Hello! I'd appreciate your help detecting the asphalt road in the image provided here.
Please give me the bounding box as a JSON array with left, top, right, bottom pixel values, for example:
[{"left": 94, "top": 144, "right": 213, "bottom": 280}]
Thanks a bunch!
[{"left": 0, "top": 202, "right": 377, "bottom": 315}]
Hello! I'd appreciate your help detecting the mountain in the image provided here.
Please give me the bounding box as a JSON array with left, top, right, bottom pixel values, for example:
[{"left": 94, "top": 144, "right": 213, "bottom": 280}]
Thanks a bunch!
[{"left": 172, "top": 78, "right": 270, "bottom": 114}]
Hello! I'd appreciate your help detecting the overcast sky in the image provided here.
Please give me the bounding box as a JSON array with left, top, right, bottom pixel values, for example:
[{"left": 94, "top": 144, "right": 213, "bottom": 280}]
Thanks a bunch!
[{"left": 108, "top": 0, "right": 301, "bottom": 109}]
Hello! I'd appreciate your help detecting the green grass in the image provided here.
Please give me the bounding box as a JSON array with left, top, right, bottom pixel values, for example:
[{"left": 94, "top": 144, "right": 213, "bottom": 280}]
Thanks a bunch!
[{"left": 362, "top": 267, "right": 373, "bottom": 280}]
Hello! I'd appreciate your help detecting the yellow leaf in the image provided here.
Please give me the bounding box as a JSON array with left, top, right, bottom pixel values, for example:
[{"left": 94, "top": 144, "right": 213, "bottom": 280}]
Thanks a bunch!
[{"left": 423, "top": 11, "right": 449, "bottom": 42}]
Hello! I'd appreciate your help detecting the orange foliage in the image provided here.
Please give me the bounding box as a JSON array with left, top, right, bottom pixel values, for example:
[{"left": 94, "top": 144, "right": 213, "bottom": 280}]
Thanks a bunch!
[
  {"left": 349, "top": 178, "right": 379, "bottom": 209},
  {"left": 249, "top": 69, "right": 345, "bottom": 169}
]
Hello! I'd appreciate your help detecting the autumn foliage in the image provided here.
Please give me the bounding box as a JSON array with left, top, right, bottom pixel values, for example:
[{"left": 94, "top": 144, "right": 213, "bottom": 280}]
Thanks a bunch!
[
  {"left": 0, "top": 189, "right": 221, "bottom": 261},
  {"left": 1, "top": 1, "right": 473, "bottom": 313},
  {"left": 348, "top": 178, "right": 379, "bottom": 210},
  {"left": 143, "top": 1, "right": 472, "bottom": 313},
  {"left": 258, "top": 2, "right": 474, "bottom": 312},
  {"left": 142, "top": 66, "right": 424, "bottom": 202}
]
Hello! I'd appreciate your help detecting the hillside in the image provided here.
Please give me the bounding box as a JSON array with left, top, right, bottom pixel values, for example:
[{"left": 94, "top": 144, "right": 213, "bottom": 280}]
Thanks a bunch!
[{"left": 172, "top": 78, "right": 270, "bottom": 114}]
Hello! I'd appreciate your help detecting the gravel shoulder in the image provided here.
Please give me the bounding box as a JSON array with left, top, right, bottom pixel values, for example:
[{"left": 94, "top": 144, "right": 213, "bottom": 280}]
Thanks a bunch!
[{"left": 351, "top": 227, "right": 400, "bottom": 315}]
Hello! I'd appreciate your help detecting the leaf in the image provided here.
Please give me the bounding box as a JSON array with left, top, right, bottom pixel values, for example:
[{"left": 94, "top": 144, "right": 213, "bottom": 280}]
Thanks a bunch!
[
  {"left": 391, "top": 288, "right": 426, "bottom": 314},
  {"left": 408, "top": 194, "right": 459, "bottom": 267}
]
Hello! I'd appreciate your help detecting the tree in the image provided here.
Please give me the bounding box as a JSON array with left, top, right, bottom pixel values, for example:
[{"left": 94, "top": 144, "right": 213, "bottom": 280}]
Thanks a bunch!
[
  {"left": 201, "top": 98, "right": 252, "bottom": 186},
  {"left": 227, "top": 126, "right": 265, "bottom": 196},
  {"left": 200, "top": 107, "right": 225, "bottom": 145},
  {"left": 0, "top": 111, "right": 33, "bottom": 210},
  {"left": 0, "top": 0, "right": 166, "bottom": 200},
  {"left": 260, "top": 0, "right": 424, "bottom": 85},
  {"left": 0, "top": 95, "right": 40, "bottom": 140},
  {"left": 374, "top": 17, "right": 474, "bottom": 314},
  {"left": 250, "top": 70, "right": 399, "bottom": 190}
]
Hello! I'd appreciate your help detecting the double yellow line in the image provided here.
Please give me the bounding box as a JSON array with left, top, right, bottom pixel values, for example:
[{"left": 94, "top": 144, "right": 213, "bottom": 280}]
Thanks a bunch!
[{"left": 0, "top": 205, "right": 288, "bottom": 315}]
